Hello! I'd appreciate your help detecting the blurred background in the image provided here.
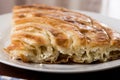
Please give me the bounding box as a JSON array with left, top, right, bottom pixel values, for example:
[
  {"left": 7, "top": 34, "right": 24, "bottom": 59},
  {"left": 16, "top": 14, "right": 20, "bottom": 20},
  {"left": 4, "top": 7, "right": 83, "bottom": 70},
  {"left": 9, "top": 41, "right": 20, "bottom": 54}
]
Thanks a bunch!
[{"left": 0, "top": 0, "right": 120, "bottom": 19}]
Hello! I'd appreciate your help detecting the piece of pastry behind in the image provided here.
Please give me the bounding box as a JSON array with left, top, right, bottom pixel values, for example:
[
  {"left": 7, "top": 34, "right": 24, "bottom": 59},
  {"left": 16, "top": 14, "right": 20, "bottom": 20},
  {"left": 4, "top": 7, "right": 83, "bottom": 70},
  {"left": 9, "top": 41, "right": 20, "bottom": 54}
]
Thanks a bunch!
[{"left": 4, "top": 4, "right": 120, "bottom": 63}]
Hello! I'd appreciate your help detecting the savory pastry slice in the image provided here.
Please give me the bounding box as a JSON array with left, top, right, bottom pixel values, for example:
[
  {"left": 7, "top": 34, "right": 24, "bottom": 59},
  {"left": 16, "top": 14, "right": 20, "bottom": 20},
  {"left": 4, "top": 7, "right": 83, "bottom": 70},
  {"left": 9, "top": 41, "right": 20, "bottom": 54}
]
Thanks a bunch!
[{"left": 4, "top": 4, "right": 120, "bottom": 63}]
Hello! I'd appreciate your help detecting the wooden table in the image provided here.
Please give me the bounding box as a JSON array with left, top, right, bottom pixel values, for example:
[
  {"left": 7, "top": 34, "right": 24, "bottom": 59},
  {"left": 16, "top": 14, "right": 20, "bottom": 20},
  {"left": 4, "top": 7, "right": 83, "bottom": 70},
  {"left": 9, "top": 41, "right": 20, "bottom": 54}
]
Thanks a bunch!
[{"left": 0, "top": 62, "right": 120, "bottom": 80}]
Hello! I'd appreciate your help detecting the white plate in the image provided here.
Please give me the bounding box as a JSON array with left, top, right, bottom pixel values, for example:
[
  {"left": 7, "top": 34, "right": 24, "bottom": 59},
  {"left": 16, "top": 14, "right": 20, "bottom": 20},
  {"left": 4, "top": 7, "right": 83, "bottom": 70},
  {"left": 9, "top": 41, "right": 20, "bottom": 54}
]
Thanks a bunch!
[{"left": 0, "top": 11, "right": 120, "bottom": 73}]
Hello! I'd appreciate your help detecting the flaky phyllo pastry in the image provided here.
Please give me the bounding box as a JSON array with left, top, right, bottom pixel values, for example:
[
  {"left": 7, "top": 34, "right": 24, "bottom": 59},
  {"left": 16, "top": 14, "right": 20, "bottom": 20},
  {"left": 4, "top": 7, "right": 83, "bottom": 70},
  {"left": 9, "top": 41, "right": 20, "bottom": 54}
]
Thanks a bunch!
[{"left": 4, "top": 4, "right": 120, "bottom": 63}]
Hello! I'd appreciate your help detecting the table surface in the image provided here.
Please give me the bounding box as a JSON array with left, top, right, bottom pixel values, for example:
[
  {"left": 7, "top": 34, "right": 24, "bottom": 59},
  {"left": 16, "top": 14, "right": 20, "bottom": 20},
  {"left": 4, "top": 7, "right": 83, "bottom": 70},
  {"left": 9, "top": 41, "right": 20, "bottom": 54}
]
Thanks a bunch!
[{"left": 0, "top": 62, "right": 120, "bottom": 80}]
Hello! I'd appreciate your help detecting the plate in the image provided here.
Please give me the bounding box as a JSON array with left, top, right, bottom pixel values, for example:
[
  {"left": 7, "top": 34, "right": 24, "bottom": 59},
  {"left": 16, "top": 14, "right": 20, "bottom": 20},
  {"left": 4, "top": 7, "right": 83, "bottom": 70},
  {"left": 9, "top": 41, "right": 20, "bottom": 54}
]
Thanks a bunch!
[{"left": 0, "top": 11, "right": 120, "bottom": 73}]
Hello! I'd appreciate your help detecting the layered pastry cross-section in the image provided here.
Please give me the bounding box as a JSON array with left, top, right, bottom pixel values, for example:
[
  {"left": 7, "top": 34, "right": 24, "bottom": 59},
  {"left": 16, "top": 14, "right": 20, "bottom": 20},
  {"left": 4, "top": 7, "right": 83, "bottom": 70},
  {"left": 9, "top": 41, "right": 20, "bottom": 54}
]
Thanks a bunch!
[{"left": 5, "top": 4, "right": 120, "bottom": 63}]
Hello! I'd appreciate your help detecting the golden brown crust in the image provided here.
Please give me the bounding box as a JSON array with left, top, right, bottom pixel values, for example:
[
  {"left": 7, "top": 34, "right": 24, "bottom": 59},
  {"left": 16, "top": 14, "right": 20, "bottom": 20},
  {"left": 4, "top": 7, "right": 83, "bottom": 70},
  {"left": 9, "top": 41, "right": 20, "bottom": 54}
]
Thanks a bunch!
[{"left": 4, "top": 4, "right": 120, "bottom": 63}]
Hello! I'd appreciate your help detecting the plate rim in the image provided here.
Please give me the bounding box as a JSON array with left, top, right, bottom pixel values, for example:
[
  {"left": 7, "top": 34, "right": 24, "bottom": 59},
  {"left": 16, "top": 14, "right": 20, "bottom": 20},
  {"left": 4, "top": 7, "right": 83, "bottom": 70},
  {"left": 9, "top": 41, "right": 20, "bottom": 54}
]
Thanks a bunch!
[{"left": 1, "top": 11, "right": 120, "bottom": 73}]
